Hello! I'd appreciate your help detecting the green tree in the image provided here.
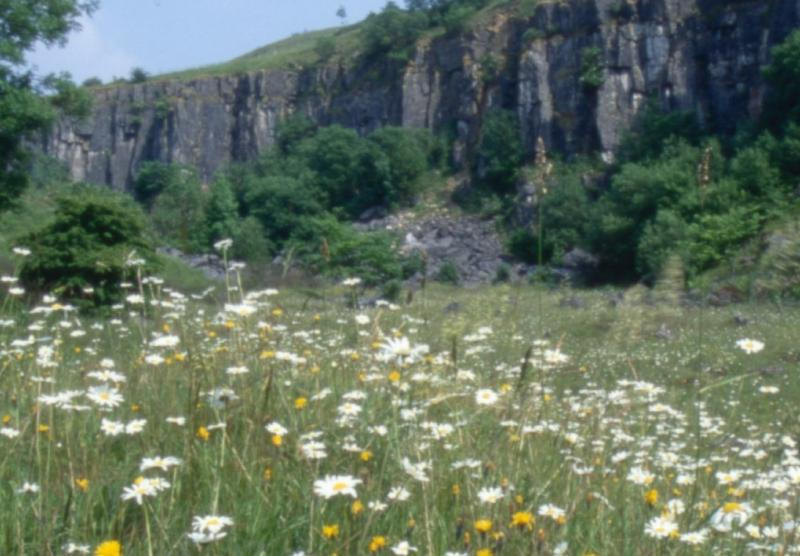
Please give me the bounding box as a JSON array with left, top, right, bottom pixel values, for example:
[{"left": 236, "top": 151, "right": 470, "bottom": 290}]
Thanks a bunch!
[
  {"left": 134, "top": 161, "right": 180, "bottom": 210},
  {"left": 244, "top": 175, "right": 326, "bottom": 246},
  {"left": 150, "top": 167, "right": 207, "bottom": 252},
  {"left": 763, "top": 30, "right": 800, "bottom": 131},
  {"left": 232, "top": 216, "right": 273, "bottom": 262},
  {"left": 0, "top": 0, "right": 97, "bottom": 212},
  {"left": 290, "top": 215, "right": 404, "bottom": 287},
  {"left": 368, "top": 126, "right": 428, "bottom": 206},
  {"left": 476, "top": 109, "right": 524, "bottom": 194},
  {"left": 204, "top": 175, "right": 240, "bottom": 247},
  {"left": 19, "top": 185, "right": 154, "bottom": 307},
  {"left": 361, "top": 2, "right": 429, "bottom": 61},
  {"left": 275, "top": 113, "right": 317, "bottom": 154},
  {"left": 298, "top": 125, "right": 391, "bottom": 217},
  {"left": 129, "top": 67, "right": 149, "bottom": 83}
]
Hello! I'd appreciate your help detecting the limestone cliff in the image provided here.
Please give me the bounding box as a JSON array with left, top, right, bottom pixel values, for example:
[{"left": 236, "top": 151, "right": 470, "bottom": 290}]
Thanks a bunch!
[{"left": 40, "top": 0, "right": 800, "bottom": 190}]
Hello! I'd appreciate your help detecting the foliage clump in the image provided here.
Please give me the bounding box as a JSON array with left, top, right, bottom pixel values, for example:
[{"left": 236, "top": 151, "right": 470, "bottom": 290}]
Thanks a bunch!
[{"left": 19, "top": 186, "right": 155, "bottom": 307}]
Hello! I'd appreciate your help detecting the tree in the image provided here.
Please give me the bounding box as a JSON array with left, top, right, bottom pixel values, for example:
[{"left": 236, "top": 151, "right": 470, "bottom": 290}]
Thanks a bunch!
[
  {"left": 275, "top": 112, "right": 317, "bottom": 154},
  {"left": 0, "top": 0, "right": 98, "bottom": 212},
  {"left": 763, "top": 30, "right": 800, "bottom": 132},
  {"left": 82, "top": 76, "right": 102, "bottom": 87},
  {"left": 150, "top": 166, "right": 208, "bottom": 253},
  {"left": 134, "top": 161, "right": 180, "bottom": 210},
  {"left": 368, "top": 126, "right": 428, "bottom": 206},
  {"left": 336, "top": 5, "right": 347, "bottom": 23},
  {"left": 298, "top": 125, "right": 392, "bottom": 217},
  {"left": 204, "top": 175, "right": 240, "bottom": 247},
  {"left": 475, "top": 109, "right": 524, "bottom": 194},
  {"left": 361, "top": 3, "right": 429, "bottom": 61},
  {"left": 129, "top": 67, "right": 149, "bottom": 83},
  {"left": 244, "top": 175, "right": 326, "bottom": 245}
]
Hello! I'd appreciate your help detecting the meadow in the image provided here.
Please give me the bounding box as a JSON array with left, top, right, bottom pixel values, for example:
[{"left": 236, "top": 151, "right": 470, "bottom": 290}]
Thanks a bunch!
[{"left": 1, "top": 252, "right": 799, "bottom": 555}]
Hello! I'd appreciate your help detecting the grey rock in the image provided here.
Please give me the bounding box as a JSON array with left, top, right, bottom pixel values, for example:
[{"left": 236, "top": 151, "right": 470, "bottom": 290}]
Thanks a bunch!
[
  {"left": 562, "top": 248, "right": 599, "bottom": 271},
  {"left": 733, "top": 313, "right": 750, "bottom": 326},
  {"left": 157, "top": 247, "right": 228, "bottom": 281}
]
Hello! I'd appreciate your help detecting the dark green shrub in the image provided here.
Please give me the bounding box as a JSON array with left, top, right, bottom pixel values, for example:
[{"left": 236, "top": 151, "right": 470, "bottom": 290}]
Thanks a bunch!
[
  {"left": 436, "top": 260, "right": 460, "bottom": 285},
  {"left": 361, "top": 3, "right": 429, "bottom": 61},
  {"left": 442, "top": 4, "right": 476, "bottom": 35},
  {"left": 507, "top": 228, "right": 539, "bottom": 264},
  {"left": 522, "top": 27, "right": 546, "bottom": 43},
  {"left": 494, "top": 263, "right": 511, "bottom": 283},
  {"left": 244, "top": 175, "right": 326, "bottom": 246},
  {"left": 579, "top": 47, "right": 605, "bottom": 91},
  {"left": 381, "top": 279, "right": 403, "bottom": 301},
  {"left": 275, "top": 113, "right": 318, "bottom": 154},
  {"left": 82, "top": 77, "right": 103, "bottom": 88},
  {"left": 401, "top": 249, "right": 426, "bottom": 279},
  {"left": 683, "top": 207, "right": 763, "bottom": 274},
  {"left": 232, "top": 217, "right": 274, "bottom": 262},
  {"left": 476, "top": 109, "right": 524, "bottom": 194},
  {"left": 149, "top": 166, "right": 208, "bottom": 253},
  {"left": 129, "top": 67, "right": 149, "bottom": 83},
  {"left": 134, "top": 161, "right": 178, "bottom": 210},
  {"left": 635, "top": 209, "right": 688, "bottom": 280},
  {"left": 204, "top": 176, "right": 240, "bottom": 247},
  {"left": 369, "top": 126, "right": 429, "bottom": 206},
  {"left": 299, "top": 125, "right": 392, "bottom": 217},
  {"left": 290, "top": 215, "right": 404, "bottom": 287},
  {"left": 19, "top": 186, "right": 155, "bottom": 307},
  {"left": 617, "top": 101, "right": 704, "bottom": 163},
  {"left": 763, "top": 30, "right": 800, "bottom": 131}
]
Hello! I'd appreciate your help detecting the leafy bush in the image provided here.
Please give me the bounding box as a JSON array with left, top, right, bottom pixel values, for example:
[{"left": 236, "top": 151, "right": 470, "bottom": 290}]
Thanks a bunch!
[
  {"left": 579, "top": 47, "right": 605, "bottom": 91},
  {"left": 275, "top": 113, "right": 318, "bottom": 154},
  {"left": 19, "top": 186, "right": 155, "bottom": 307},
  {"left": 436, "top": 260, "right": 460, "bottom": 285},
  {"left": 134, "top": 161, "right": 178, "bottom": 210},
  {"left": 129, "top": 67, "right": 149, "bottom": 83},
  {"left": 361, "top": 3, "right": 429, "bottom": 61},
  {"left": 204, "top": 176, "right": 240, "bottom": 247},
  {"left": 616, "top": 101, "right": 704, "bottom": 163},
  {"left": 441, "top": 3, "right": 476, "bottom": 35},
  {"left": 299, "top": 125, "right": 393, "bottom": 217},
  {"left": 368, "top": 126, "right": 429, "bottom": 206},
  {"left": 244, "top": 175, "right": 326, "bottom": 245},
  {"left": 494, "top": 263, "right": 511, "bottom": 283},
  {"left": 232, "top": 217, "right": 274, "bottom": 262},
  {"left": 475, "top": 109, "right": 524, "bottom": 194},
  {"left": 149, "top": 166, "right": 207, "bottom": 253},
  {"left": 763, "top": 30, "right": 800, "bottom": 132},
  {"left": 507, "top": 228, "right": 539, "bottom": 264},
  {"left": 290, "top": 216, "right": 405, "bottom": 287}
]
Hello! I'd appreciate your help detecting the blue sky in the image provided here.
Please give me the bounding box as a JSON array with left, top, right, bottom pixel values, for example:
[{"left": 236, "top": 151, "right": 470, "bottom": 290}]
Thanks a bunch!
[{"left": 29, "top": 0, "right": 388, "bottom": 83}]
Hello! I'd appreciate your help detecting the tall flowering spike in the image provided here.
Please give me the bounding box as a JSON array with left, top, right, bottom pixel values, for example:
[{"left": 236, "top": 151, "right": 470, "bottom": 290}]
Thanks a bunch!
[
  {"left": 535, "top": 136, "right": 553, "bottom": 182},
  {"left": 697, "top": 145, "right": 712, "bottom": 189},
  {"left": 321, "top": 237, "right": 331, "bottom": 262}
]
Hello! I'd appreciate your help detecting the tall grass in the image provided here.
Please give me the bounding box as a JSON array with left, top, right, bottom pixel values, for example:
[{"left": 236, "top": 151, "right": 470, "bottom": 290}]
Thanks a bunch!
[{"left": 0, "top": 259, "right": 798, "bottom": 554}]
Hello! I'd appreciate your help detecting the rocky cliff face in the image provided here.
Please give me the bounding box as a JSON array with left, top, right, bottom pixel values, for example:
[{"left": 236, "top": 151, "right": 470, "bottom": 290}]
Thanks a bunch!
[{"left": 41, "top": 0, "right": 800, "bottom": 190}]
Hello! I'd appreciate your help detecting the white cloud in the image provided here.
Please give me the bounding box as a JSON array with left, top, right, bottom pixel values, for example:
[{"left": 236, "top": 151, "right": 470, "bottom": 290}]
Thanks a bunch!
[{"left": 27, "top": 16, "right": 138, "bottom": 84}]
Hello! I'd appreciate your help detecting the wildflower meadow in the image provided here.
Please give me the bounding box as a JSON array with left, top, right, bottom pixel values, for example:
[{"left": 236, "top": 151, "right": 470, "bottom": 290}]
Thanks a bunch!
[{"left": 1, "top": 252, "right": 799, "bottom": 555}]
